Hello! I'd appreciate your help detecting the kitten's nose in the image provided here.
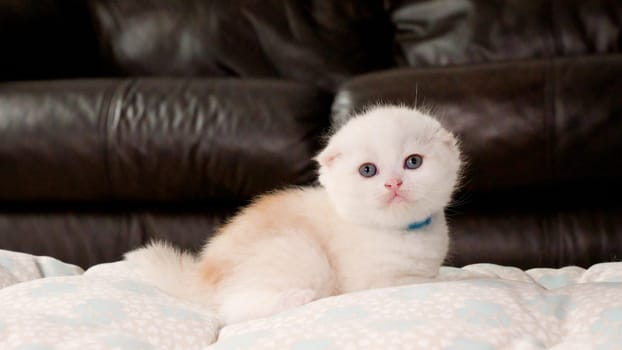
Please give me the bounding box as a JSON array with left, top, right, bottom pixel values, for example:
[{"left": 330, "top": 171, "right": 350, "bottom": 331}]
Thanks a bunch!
[{"left": 384, "top": 178, "right": 403, "bottom": 190}]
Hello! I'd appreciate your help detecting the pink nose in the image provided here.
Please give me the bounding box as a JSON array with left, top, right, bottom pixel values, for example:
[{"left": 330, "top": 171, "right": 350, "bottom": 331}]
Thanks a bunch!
[{"left": 384, "top": 178, "right": 403, "bottom": 190}]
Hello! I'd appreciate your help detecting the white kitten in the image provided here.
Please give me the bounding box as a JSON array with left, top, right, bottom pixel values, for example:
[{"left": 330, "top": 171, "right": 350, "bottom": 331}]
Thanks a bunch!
[{"left": 125, "top": 105, "right": 462, "bottom": 325}]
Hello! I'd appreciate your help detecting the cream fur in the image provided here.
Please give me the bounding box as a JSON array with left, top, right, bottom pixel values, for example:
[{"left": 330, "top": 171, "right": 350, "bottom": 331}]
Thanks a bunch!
[{"left": 125, "top": 105, "right": 462, "bottom": 326}]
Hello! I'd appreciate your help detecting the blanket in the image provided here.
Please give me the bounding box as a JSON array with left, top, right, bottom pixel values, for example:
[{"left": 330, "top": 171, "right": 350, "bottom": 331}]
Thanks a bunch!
[{"left": 1, "top": 249, "right": 621, "bottom": 349}]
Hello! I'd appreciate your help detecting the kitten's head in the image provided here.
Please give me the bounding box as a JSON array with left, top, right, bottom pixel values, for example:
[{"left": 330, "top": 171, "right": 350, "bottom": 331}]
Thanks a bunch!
[{"left": 316, "top": 105, "right": 462, "bottom": 230}]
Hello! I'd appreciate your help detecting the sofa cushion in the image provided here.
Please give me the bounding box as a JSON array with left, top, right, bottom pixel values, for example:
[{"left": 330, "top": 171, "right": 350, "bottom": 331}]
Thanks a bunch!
[
  {"left": 391, "top": 0, "right": 622, "bottom": 67},
  {"left": 0, "top": 79, "right": 331, "bottom": 202},
  {"left": 0, "top": 207, "right": 236, "bottom": 268},
  {"left": 89, "top": 0, "right": 394, "bottom": 90}
]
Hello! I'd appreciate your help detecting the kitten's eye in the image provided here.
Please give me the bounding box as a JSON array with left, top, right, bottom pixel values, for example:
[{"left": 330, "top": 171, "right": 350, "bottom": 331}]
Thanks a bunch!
[
  {"left": 404, "top": 154, "right": 423, "bottom": 170},
  {"left": 358, "top": 163, "right": 377, "bottom": 177}
]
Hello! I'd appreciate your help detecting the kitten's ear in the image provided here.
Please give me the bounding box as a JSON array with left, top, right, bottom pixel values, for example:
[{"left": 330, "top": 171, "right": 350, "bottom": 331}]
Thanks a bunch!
[
  {"left": 436, "top": 128, "right": 459, "bottom": 150},
  {"left": 314, "top": 144, "right": 341, "bottom": 167}
]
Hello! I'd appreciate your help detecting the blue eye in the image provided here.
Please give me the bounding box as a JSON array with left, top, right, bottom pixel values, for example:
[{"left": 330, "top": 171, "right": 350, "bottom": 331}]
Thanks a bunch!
[
  {"left": 359, "top": 163, "right": 377, "bottom": 177},
  {"left": 404, "top": 154, "right": 423, "bottom": 169}
]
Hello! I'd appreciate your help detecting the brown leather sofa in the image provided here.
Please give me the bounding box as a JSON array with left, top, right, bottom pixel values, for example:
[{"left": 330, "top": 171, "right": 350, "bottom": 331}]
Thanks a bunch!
[{"left": 1, "top": 0, "right": 621, "bottom": 269}]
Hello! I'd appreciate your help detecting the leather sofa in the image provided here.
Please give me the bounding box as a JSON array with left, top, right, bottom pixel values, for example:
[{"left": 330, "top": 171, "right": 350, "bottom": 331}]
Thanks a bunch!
[{"left": 1, "top": 0, "right": 621, "bottom": 269}]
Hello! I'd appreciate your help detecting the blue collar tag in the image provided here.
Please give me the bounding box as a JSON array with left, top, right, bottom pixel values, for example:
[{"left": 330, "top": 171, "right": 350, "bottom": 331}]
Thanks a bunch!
[{"left": 406, "top": 216, "right": 432, "bottom": 231}]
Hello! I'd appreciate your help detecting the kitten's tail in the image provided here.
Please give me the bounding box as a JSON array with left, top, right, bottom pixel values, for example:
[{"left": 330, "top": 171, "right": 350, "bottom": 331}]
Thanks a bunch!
[{"left": 124, "top": 241, "right": 211, "bottom": 304}]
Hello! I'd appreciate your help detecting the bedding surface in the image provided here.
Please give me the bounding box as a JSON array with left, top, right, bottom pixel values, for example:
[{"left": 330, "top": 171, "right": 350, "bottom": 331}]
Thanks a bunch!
[{"left": 1, "top": 249, "right": 621, "bottom": 349}]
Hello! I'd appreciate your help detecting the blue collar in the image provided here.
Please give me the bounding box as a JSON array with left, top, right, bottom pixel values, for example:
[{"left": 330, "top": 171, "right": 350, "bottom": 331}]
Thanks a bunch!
[{"left": 406, "top": 216, "right": 432, "bottom": 231}]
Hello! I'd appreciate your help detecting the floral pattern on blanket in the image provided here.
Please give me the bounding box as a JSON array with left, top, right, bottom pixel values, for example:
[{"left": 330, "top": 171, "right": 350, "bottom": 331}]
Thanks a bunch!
[
  {"left": 212, "top": 263, "right": 622, "bottom": 350},
  {"left": 0, "top": 250, "right": 218, "bottom": 350},
  {"left": 1, "top": 249, "right": 622, "bottom": 350}
]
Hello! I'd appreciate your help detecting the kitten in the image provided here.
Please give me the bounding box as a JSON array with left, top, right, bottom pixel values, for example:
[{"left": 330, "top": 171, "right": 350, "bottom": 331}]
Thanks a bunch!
[{"left": 125, "top": 105, "right": 462, "bottom": 325}]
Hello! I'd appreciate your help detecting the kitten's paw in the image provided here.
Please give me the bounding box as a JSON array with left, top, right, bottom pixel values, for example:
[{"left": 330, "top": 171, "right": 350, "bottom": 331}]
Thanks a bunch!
[{"left": 276, "top": 289, "right": 316, "bottom": 312}]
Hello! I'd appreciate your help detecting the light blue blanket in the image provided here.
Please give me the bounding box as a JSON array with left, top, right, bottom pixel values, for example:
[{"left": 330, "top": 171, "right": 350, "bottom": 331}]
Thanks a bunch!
[{"left": 1, "top": 249, "right": 621, "bottom": 350}]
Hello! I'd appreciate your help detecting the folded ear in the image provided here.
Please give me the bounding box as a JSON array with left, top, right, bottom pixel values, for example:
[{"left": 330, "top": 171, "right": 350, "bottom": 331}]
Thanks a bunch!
[
  {"left": 436, "top": 127, "right": 459, "bottom": 150},
  {"left": 314, "top": 143, "right": 341, "bottom": 168}
]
